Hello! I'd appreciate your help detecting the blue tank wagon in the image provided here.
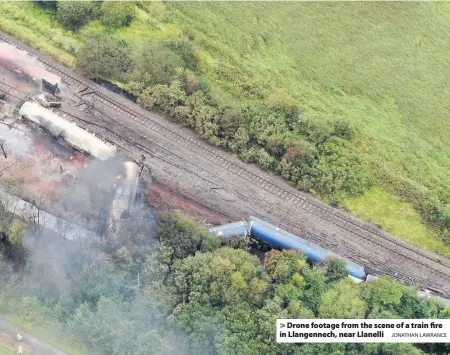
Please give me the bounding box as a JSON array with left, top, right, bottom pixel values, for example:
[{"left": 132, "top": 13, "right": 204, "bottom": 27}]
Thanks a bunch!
[{"left": 248, "top": 216, "right": 367, "bottom": 280}]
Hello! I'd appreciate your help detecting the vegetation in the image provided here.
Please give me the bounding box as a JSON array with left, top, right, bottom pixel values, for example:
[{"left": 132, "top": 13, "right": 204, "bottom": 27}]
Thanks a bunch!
[
  {"left": 100, "top": 1, "right": 135, "bottom": 29},
  {"left": 55, "top": 1, "right": 94, "bottom": 32},
  {"left": 75, "top": 32, "right": 130, "bottom": 80},
  {"left": 0, "top": 207, "right": 448, "bottom": 355},
  {"left": 0, "top": 2, "right": 449, "bottom": 255},
  {"left": 343, "top": 188, "right": 450, "bottom": 257}
]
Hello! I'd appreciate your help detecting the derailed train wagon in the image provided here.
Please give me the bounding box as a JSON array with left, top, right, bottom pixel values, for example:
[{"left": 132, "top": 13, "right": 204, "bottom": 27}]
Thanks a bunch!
[
  {"left": 209, "top": 217, "right": 367, "bottom": 280},
  {"left": 110, "top": 161, "right": 140, "bottom": 221},
  {"left": 108, "top": 161, "right": 140, "bottom": 234},
  {"left": 0, "top": 42, "right": 62, "bottom": 95},
  {"left": 209, "top": 221, "right": 249, "bottom": 238},
  {"left": 20, "top": 101, "right": 116, "bottom": 160},
  {"left": 248, "top": 216, "right": 367, "bottom": 279}
]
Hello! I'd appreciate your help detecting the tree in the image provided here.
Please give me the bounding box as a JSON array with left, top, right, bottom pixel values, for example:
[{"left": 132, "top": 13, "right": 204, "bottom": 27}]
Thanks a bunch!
[
  {"left": 302, "top": 269, "right": 327, "bottom": 314},
  {"left": 266, "top": 134, "right": 285, "bottom": 157},
  {"left": 325, "top": 258, "right": 348, "bottom": 284},
  {"left": 76, "top": 32, "right": 130, "bottom": 79},
  {"left": 230, "top": 127, "right": 250, "bottom": 153},
  {"left": 218, "top": 109, "right": 243, "bottom": 142},
  {"left": 74, "top": 254, "right": 128, "bottom": 305},
  {"left": 56, "top": 1, "right": 93, "bottom": 31},
  {"left": 241, "top": 148, "right": 275, "bottom": 171},
  {"left": 68, "top": 296, "right": 190, "bottom": 355},
  {"left": 100, "top": 1, "right": 135, "bottom": 29},
  {"left": 318, "top": 279, "right": 366, "bottom": 318},
  {"left": 32, "top": 0, "right": 58, "bottom": 10},
  {"left": 168, "top": 247, "right": 262, "bottom": 308},
  {"left": 136, "top": 81, "right": 187, "bottom": 114},
  {"left": 166, "top": 37, "right": 198, "bottom": 71},
  {"left": 361, "top": 276, "right": 405, "bottom": 317},
  {"left": 130, "top": 42, "right": 184, "bottom": 87},
  {"left": 156, "top": 212, "right": 220, "bottom": 263},
  {"left": 7, "top": 221, "right": 25, "bottom": 249},
  {"left": 264, "top": 250, "right": 308, "bottom": 284},
  {"left": 349, "top": 343, "right": 425, "bottom": 355}
]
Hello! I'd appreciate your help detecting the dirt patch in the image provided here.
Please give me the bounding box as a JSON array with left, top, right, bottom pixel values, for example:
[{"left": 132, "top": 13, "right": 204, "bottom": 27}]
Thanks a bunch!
[{"left": 146, "top": 182, "right": 231, "bottom": 226}]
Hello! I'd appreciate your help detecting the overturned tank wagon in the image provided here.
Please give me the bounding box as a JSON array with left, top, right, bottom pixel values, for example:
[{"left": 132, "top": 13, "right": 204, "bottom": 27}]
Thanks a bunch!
[
  {"left": 108, "top": 161, "right": 141, "bottom": 233},
  {"left": 111, "top": 161, "right": 140, "bottom": 218},
  {"left": 0, "top": 42, "right": 62, "bottom": 95},
  {"left": 20, "top": 101, "right": 116, "bottom": 160},
  {"left": 209, "top": 221, "right": 249, "bottom": 238},
  {"left": 248, "top": 216, "right": 367, "bottom": 280}
]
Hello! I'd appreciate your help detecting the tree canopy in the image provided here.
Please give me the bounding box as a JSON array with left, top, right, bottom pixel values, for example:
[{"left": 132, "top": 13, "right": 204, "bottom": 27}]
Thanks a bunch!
[{"left": 0, "top": 211, "right": 448, "bottom": 355}]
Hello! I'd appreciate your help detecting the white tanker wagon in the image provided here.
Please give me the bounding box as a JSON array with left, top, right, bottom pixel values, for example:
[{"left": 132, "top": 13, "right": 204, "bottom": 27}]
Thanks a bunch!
[
  {"left": 19, "top": 101, "right": 116, "bottom": 161},
  {"left": 107, "top": 161, "right": 141, "bottom": 233}
]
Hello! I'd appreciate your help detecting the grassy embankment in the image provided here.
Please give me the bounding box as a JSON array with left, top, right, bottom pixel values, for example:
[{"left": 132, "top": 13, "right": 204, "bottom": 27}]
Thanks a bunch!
[
  {"left": 0, "top": 2, "right": 449, "bottom": 256},
  {"left": 0, "top": 293, "right": 87, "bottom": 355}
]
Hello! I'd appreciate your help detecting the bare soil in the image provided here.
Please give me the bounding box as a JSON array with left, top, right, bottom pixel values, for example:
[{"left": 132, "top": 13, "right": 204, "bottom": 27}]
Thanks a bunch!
[{"left": 146, "top": 182, "right": 232, "bottom": 226}]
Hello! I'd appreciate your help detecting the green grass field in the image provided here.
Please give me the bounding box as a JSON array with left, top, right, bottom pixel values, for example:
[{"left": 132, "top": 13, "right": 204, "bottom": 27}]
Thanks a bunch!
[
  {"left": 0, "top": 343, "right": 15, "bottom": 355},
  {"left": 166, "top": 2, "right": 450, "bottom": 193},
  {"left": 0, "top": 1, "right": 449, "bottom": 255},
  {"left": 343, "top": 187, "right": 450, "bottom": 257}
]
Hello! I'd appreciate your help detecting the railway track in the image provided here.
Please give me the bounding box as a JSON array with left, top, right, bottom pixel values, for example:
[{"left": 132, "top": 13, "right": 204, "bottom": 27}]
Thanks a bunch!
[
  {"left": 62, "top": 105, "right": 416, "bottom": 285},
  {"left": 81, "top": 102, "right": 450, "bottom": 291},
  {"left": 2, "top": 85, "right": 448, "bottom": 293},
  {"left": 0, "top": 87, "right": 377, "bottom": 257},
  {"left": 2, "top": 36, "right": 450, "bottom": 295}
]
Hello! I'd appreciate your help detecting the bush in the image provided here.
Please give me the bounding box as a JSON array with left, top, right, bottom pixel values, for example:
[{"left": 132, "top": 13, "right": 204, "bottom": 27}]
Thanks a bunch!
[
  {"left": 218, "top": 109, "right": 244, "bottom": 141},
  {"left": 184, "top": 70, "right": 198, "bottom": 94},
  {"left": 100, "top": 1, "right": 135, "bottom": 29},
  {"left": 324, "top": 258, "right": 348, "bottom": 284},
  {"left": 265, "top": 134, "right": 285, "bottom": 157},
  {"left": 129, "top": 42, "right": 184, "bottom": 87},
  {"left": 156, "top": 212, "right": 221, "bottom": 261},
  {"left": 241, "top": 148, "right": 275, "bottom": 170},
  {"left": 56, "top": 1, "right": 94, "bottom": 31},
  {"left": 283, "top": 139, "right": 315, "bottom": 165},
  {"left": 33, "top": 0, "right": 57, "bottom": 10},
  {"left": 166, "top": 37, "right": 198, "bottom": 71},
  {"left": 230, "top": 127, "right": 250, "bottom": 153},
  {"left": 136, "top": 80, "right": 187, "bottom": 112},
  {"left": 76, "top": 32, "right": 130, "bottom": 79}
]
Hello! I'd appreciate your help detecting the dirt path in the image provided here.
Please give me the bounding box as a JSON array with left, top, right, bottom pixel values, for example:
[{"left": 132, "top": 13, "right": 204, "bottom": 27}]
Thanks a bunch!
[{"left": 0, "top": 319, "right": 67, "bottom": 355}]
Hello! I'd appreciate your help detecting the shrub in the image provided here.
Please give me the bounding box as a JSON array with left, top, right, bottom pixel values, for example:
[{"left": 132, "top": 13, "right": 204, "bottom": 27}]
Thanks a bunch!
[
  {"left": 324, "top": 258, "right": 348, "bottom": 284},
  {"left": 166, "top": 37, "right": 198, "bottom": 71},
  {"left": 76, "top": 32, "right": 130, "bottom": 79},
  {"left": 156, "top": 212, "right": 221, "bottom": 261},
  {"left": 100, "top": 1, "right": 135, "bottom": 29},
  {"left": 129, "top": 42, "right": 184, "bottom": 87},
  {"left": 56, "top": 1, "right": 94, "bottom": 31},
  {"left": 265, "top": 134, "right": 285, "bottom": 157},
  {"left": 241, "top": 148, "right": 275, "bottom": 170},
  {"left": 137, "top": 80, "right": 187, "bottom": 112}
]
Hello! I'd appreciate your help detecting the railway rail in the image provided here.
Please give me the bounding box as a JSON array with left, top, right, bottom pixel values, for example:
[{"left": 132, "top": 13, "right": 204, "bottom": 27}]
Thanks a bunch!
[
  {"left": 1, "top": 36, "right": 450, "bottom": 296},
  {"left": 0, "top": 86, "right": 406, "bottom": 278},
  {"left": 2, "top": 84, "right": 449, "bottom": 293}
]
